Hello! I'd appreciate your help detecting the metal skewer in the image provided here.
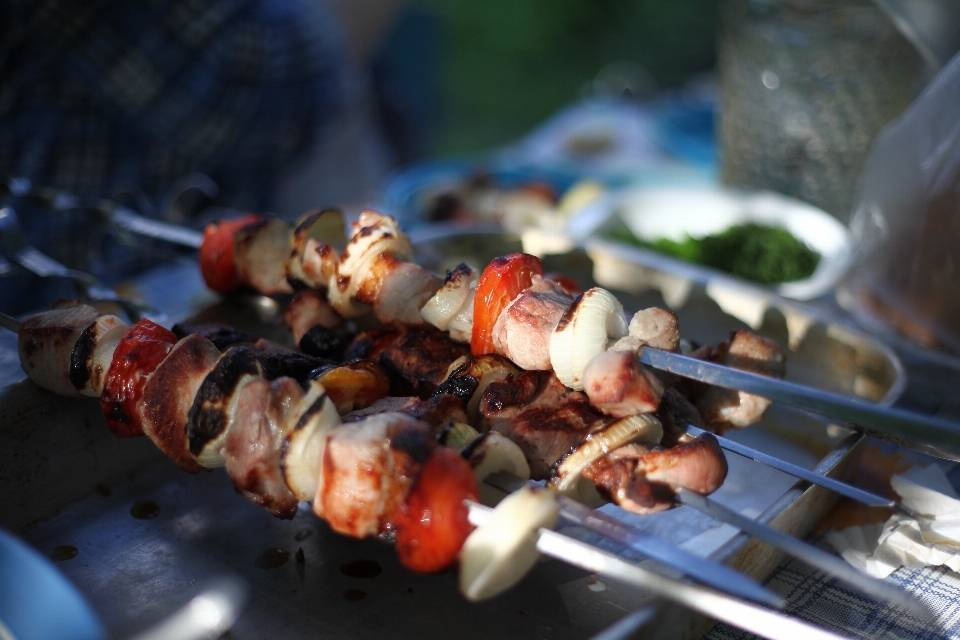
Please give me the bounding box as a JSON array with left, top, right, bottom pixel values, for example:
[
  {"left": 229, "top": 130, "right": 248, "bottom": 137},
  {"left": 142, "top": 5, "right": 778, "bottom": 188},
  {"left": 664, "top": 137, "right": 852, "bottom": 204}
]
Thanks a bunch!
[
  {"left": 641, "top": 347, "right": 960, "bottom": 461},
  {"left": 683, "top": 425, "right": 916, "bottom": 516},
  {"left": 484, "top": 470, "right": 781, "bottom": 607},
  {"left": 487, "top": 469, "right": 928, "bottom": 619},
  {"left": 676, "top": 489, "right": 931, "bottom": 619},
  {"left": 467, "top": 501, "right": 854, "bottom": 640}
]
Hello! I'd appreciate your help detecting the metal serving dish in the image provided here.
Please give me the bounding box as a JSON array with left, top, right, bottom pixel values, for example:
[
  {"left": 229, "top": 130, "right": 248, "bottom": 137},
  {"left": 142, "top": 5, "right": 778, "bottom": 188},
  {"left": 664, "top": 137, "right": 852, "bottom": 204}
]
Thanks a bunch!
[{"left": 0, "top": 231, "right": 904, "bottom": 639}]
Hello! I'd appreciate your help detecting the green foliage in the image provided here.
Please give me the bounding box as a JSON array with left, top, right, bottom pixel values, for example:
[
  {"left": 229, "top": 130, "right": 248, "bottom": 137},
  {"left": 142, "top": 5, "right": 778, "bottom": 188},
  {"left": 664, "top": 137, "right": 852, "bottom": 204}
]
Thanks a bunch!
[
  {"left": 608, "top": 223, "right": 821, "bottom": 284},
  {"left": 414, "top": 0, "right": 719, "bottom": 155}
]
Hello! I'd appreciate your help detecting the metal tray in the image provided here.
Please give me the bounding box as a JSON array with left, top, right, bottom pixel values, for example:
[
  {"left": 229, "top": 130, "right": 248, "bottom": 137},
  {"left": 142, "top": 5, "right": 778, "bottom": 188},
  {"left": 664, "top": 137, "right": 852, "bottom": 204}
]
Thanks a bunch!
[{"left": 0, "top": 232, "right": 904, "bottom": 639}]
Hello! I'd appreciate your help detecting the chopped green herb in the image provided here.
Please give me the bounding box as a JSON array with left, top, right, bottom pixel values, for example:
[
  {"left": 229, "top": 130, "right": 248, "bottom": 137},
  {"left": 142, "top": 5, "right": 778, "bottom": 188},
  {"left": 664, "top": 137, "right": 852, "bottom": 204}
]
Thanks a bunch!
[{"left": 608, "top": 223, "right": 820, "bottom": 284}]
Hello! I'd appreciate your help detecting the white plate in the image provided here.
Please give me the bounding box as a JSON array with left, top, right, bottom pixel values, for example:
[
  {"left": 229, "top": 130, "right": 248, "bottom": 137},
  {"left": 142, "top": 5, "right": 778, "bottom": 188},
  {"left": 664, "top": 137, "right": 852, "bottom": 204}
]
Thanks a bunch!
[{"left": 568, "top": 186, "right": 855, "bottom": 300}]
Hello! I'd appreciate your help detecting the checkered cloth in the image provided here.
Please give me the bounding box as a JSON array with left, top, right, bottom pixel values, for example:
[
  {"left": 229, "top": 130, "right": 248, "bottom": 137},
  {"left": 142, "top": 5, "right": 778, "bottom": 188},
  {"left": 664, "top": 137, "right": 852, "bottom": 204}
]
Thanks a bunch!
[
  {"left": 705, "top": 533, "right": 960, "bottom": 639},
  {"left": 0, "top": 0, "right": 345, "bottom": 210}
]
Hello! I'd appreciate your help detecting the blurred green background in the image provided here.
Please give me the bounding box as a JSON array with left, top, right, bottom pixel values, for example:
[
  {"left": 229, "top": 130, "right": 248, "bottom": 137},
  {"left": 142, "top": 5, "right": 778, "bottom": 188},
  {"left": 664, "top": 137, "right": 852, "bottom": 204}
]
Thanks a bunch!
[{"left": 412, "top": 0, "right": 719, "bottom": 156}]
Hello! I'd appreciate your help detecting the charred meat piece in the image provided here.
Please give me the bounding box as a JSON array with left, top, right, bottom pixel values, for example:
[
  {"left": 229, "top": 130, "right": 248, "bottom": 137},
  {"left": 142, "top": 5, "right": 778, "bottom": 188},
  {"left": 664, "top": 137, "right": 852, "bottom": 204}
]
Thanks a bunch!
[
  {"left": 582, "top": 349, "right": 664, "bottom": 418},
  {"left": 478, "top": 370, "right": 613, "bottom": 479},
  {"left": 284, "top": 288, "right": 342, "bottom": 345},
  {"left": 18, "top": 301, "right": 99, "bottom": 397},
  {"left": 343, "top": 394, "right": 467, "bottom": 436},
  {"left": 314, "top": 413, "right": 433, "bottom": 538},
  {"left": 299, "top": 325, "right": 350, "bottom": 361},
  {"left": 347, "top": 325, "right": 470, "bottom": 398},
  {"left": 172, "top": 322, "right": 257, "bottom": 351},
  {"left": 187, "top": 346, "right": 264, "bottom": 466},
  {"left": 247, "top": 338, "right": 334, "bottom": 383},
  {"left": 139, "top": 333, "right": 221, "bottom": 473},
  {"left": 435, "top": 354, "right": 521, "bottom": 421},
  {"left": 689, "top": 330, "right": 786, "bottom": 431},
  {"left": 581, "top": 435, "right": 727, "bottom": 515},
  {"left": 492, "top": 275, "right": 572, "bottom": 371}
]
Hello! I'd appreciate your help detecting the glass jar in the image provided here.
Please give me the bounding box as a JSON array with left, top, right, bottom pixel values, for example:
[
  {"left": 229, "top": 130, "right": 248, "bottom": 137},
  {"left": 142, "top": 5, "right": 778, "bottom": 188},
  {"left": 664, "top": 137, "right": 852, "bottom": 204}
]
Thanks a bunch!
[{"left": 718, "top": 0, "right": 929, "bottom": 223}]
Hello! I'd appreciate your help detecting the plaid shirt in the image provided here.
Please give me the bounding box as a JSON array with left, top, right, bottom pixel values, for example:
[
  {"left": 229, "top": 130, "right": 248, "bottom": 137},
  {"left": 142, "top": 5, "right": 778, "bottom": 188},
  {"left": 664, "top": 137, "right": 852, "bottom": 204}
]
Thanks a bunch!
[{"left": 0, "top": 0, "right": 346, "bottom": 210}]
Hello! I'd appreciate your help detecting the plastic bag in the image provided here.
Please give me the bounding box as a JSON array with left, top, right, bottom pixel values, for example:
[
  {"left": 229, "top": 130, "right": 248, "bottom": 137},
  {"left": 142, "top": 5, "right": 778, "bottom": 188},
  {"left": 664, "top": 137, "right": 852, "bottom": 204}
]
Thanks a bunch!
[{"left": 840, "top": 51, "right": 960, "bottom": 354}]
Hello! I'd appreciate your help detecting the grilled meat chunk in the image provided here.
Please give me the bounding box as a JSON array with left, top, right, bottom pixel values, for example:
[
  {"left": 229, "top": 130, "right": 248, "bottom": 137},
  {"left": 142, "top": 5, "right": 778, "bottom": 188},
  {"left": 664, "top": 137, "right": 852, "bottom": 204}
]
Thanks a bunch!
[
  {"left": 343, "top": 393, "right": 467, "bottom": 435},
  {"left": 581, "top": 435, "right": 727, "bottom": 515},
  {"left": 347, "top": 325, "right": 470, "bottom": 398},
  {"left": 582, "top": 349, "right": 664, "bottom": 417},
  {"left": 314, "top": 412, "right": 433, "bottom": 538},
  {"left": 187, "top": 346, "right": 264, "bottom": 466},
  {"left": 18, "top": 301, "right": 99, "bottom": 397},
  {"left": 247, "top": 338, "right": 334, "bottom": 383},
  {"left": 689, "top": 330, "right": 786, "bottom": 431},
  {"left": 220, "top": 376, "right": 305, "bottom": 518},
  {"left": 139, "top": 333, "right": 221, "bottom": 473},
  {"left": 478, "top": 370, "right": 613, "bottom": 479},
  {"left": 284, "top": 288, "right": 342, "bottom": 344},
  {"left": 172, "top": 322, "right": 256, "bottom": 351},
  {"left": 492, "top": 276, "right": 572, "bottom": 370},
  {"left": 628, "top": 308, "right": 681, "bottom": 352}
]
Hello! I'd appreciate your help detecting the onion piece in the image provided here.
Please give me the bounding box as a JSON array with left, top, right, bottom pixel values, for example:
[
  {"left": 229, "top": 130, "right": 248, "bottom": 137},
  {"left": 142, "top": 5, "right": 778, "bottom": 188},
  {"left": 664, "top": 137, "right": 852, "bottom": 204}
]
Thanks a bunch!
[
  {"left": 549, "top": 287, "right": 627, "bottom": 390},
  {"left": 550, "top": 414, "right": 664, "bottom": 495},
  {"left": 281, "top": 380, "right": 341, "bottom": 501},
  {"left": 421, "top": 264, "right": 477, "bottom": 331},
  {"left": 463, "top": 431, "right": 531, "bottom": 506},
  {"left": 446, "top": 293, "right": 475, "bottom": 343},
  {"left": 285, "top": 208, "right": 346, "bottom": 288},
  {"left": 442, "top": 421, "right": 481, "bottom": 451},
  {"left": 76, "top": 315, "right": 129, "bottom": 398},
  {"left": 234, "top": 217, "right": 294, "bottom": 295},
  {"left": 459, "top": 486, "right": 560, "bottom": 602}
]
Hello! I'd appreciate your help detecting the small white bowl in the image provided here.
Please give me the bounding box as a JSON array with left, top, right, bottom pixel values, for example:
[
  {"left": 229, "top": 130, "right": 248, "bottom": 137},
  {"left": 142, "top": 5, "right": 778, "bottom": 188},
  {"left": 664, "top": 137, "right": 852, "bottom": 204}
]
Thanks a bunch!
[{"left": 570, "top": 186, "right": 855, "bottom": 300}]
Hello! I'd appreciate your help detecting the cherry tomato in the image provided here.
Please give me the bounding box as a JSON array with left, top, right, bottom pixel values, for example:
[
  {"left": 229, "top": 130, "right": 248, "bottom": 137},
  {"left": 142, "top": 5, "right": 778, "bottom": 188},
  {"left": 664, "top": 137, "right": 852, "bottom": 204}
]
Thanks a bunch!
[
  {"left": 100, "top": 319, "right": 178, "bottom": 438},
  {"left": 199, "top": 214, "right": 262, "bottom": 293},
  {"left": 394, "top": 447, "right": 478, "bottom": 573},
  {"left": 544, "top": 272, "right": 581, "bottom": 296},
  {"left": 471, "top": 253, "right": 543, "bottom": 355}
]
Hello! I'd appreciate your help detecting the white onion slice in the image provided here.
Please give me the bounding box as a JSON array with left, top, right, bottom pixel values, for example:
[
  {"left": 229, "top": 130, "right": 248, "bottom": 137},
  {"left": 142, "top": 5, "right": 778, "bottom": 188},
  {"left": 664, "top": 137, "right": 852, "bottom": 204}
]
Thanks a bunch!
[
  {"left": 444, "top": 421, "right": 481, "bottom": 451},
  {"left": 282, "top": 380, "right": 340, "bottom": 501},
  {"left": 285, "top": 208, "right": 346, "bottom": 288},
  {"left": 550, "top": 414, "right": 664, "bottom": 495},
  {"left": 549, "top": 287, "right": 628, "bottom": 390},
  {"left": 459, "top": 486, "right": 560, "bottom": 602},
  {"left": 420, "top": 265, "right": 477, "bottom": 331},
  {"left": 465, "top": 432, "right": 531, "bottom": 507},
  {"left": 446, "top": 293, "right": 475, "bottom": 343},
  {"left": 81, "top": 315, "right": 129, "bottom": 398}
]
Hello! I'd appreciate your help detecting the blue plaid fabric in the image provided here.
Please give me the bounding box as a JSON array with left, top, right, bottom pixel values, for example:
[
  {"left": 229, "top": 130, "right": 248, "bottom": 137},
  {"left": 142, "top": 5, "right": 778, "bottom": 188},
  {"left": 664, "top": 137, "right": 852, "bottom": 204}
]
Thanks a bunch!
[
  {"left": 0, "top": 0, "right": 346, "bottom": 210},
  {"left": 706, "top": 528, "right": 960, "bottom": 638}
]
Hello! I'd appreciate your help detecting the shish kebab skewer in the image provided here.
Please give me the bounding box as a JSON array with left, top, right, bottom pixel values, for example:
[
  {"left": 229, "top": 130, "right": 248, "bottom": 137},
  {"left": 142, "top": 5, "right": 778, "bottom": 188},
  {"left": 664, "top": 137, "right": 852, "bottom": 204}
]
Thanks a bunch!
[
  {"left": 7, "top": 307, "right": 928, "bottom": 620},
  {"left": 3, "top": 219, "right": 928, "bottom": 616},
  {"left": 108, "top": 205, "right": 960, "bottom": 462},
  {"left": 92, "top": 207, "right": 925, "bottom": 515},
  {"left": 4, "top": 306, "right": 782, "bottom": 609},
  {"left": 0, "top": 303, "right": 849, "bottom": 640},
  {"left": 97, "top": 209, "right": 924, "bottom": 522}
]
